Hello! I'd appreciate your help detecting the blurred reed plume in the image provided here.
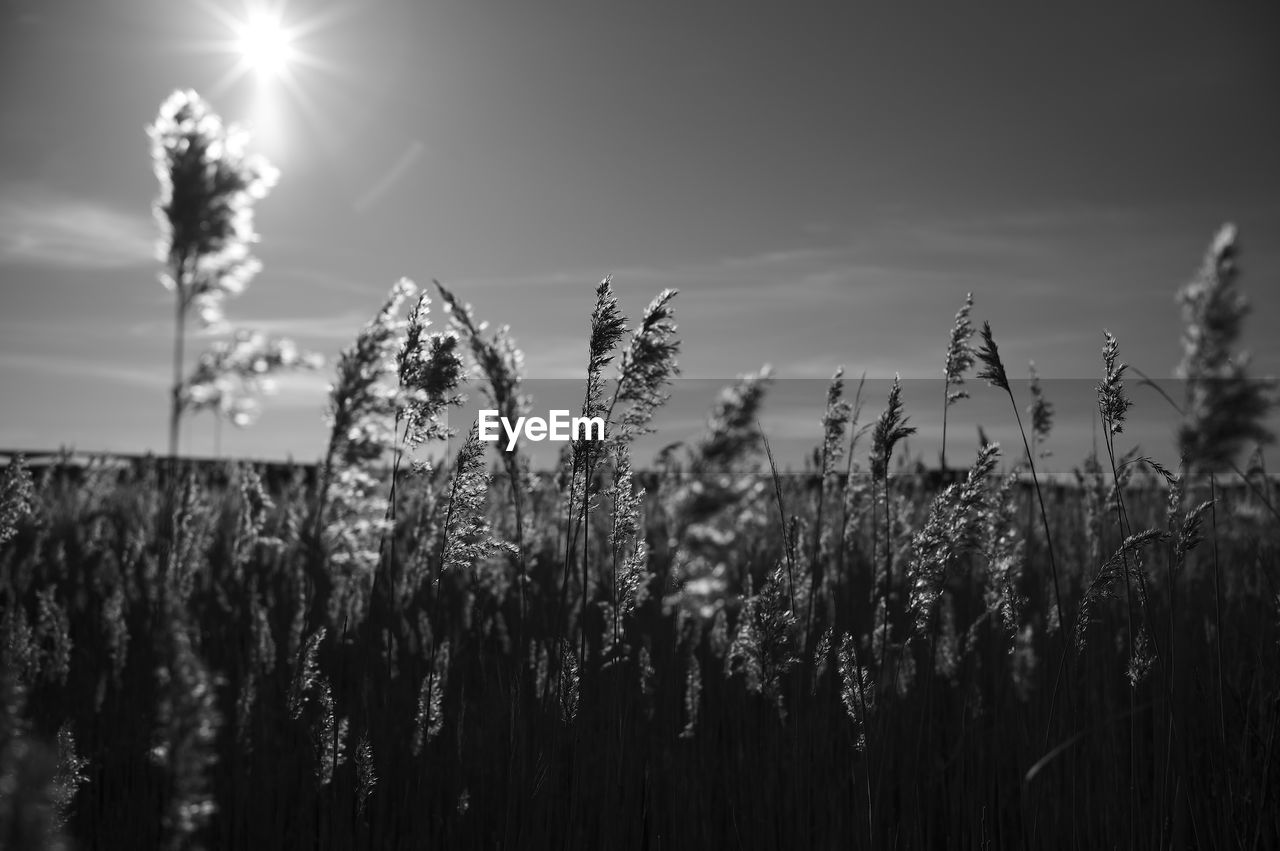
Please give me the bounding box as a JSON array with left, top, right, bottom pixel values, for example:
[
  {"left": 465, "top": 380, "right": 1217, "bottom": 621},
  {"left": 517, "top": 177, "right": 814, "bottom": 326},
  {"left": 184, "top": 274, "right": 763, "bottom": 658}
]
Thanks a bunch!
[
  {"left": 181, "top": 329, "right": 323, "bottom": 433},
  {"left": 1176, "top": 224, "right": 1274, "bottom": 478},
  {"left": 149, "top": 90, "right": 278, "bottom": 459}
]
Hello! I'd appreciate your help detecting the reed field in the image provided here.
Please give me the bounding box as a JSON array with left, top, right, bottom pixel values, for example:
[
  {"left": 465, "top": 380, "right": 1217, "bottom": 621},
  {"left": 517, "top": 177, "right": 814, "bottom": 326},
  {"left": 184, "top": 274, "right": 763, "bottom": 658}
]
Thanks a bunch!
[{"left": 1, "top": 92, "right": 1278, "bottom": 850}]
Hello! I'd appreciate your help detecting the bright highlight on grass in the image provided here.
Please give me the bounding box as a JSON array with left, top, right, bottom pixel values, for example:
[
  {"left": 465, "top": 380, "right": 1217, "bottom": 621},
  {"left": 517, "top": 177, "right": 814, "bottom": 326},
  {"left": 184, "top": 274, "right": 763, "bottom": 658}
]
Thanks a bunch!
[{"left": 233, "top": 8, "right": 295, "bottom": 77}]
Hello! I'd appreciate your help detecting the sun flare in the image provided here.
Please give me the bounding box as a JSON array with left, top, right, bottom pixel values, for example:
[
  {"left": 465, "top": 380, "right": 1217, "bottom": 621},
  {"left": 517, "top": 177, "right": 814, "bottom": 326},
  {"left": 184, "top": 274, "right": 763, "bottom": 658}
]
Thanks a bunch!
[{"left": 233, "top": 9, "right": 295, "bottom": 77}]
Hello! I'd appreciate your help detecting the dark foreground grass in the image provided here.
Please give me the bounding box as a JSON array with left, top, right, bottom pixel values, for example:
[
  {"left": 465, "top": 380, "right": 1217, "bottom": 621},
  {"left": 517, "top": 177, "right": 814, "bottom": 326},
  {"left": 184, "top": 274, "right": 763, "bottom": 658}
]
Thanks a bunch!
[{"left": 1, "top": 454, "right": 1277, "bottom": 850}]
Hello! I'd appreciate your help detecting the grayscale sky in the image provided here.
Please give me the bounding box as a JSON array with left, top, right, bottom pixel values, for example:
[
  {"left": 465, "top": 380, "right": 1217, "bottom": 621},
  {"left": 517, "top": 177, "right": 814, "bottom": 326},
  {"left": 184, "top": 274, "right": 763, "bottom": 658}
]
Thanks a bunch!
[{"left": 2, "top": 1, "right": 1278, "bottom": 467}]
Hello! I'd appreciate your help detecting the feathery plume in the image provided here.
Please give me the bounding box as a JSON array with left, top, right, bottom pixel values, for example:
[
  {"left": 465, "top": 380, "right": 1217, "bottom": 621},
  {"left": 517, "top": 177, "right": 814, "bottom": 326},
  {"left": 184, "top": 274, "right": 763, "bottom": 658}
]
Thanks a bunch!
[
  {"left": 324, "top": 278, "right": 417, "bottom": 468},
  {"left": 310, "top": 677, "right": 348, "bottom": 788},
  {"left": 980, "top": 467, "right": 1027, "bottom": 638},
  {"left": 809, "top": 367, "right": 852, "bottom": 618},
  {"left": 837, "top": 633, "right": 874, "bottom": 752},
  {"left": 288, "top": 627, "right": 326, "bottom": 720},
  {"left": 944, "top": 292, "right": 977, "bottom": 405},
  {"left": 941, "top": 295, "right": 976, "bottom": 473},
  {"left": 584, "top": 277, "right": 629, "bottom": 425},
  {"left": 355, "top": 734, "right": 376, "bottom": 816},
  {"left": 820, "top": 367, "right": 853, "bottom": 480},
  {"left": 725, "top": 564, "right": 797, "bottom": 714},
  {"left": 152, "top": 626, "right": 222, "bottom": 851},
  {"left": 315, "top": 279, "right": 415, "bottom": 622},
  {"left": 906, "top": 442, "right": 1001, "bottom": 632},
  {"left": 150, "top": 89, "right": 279, "bottom": 456},
  {"left": 610, "top": 447, "right": 651, "bottom": 621},
  {"left": 182, "top": 330, "right": 322, "bottom": 428},
  {"left": 1075, "top": 530, "right": 1167, "bottom": 652},
  {"left": 696, "top": 367, "right": 773, "bottom": 471},
  {"left": 1176, "top": 499, "right": 1214, "bottom": 559},
  {"left": 1127, "top": 627, "right": 1155, "bottom": 687},
  {"left": 636, "top": 643, "right": 656, "bottom": 704},
  {"left": 397, "top": 294, "right": 467, "bottom": 448},
  {"left": 933, "top": 601, "right": 960, "bottom": 681},
  {"left": 614, "top": 289, "right": 681, "bottom": 444},
  {"left": 679, "top": 651, "right": 703, "bottom": 739},
  {"left": 979, "top": 321, "right": 1067, "bottom": 643},
  {"left": 811, "top": 626, "right": 834, "bottom": 694},
  {"left": 51, "top": 724, "right": 90, "bottom": 832},
  {"left": 558, "top": 644, "right": 581, "bottom": 722},
  {"left": 975, "top": 321, "right": 1009, "bottom": 392},
  {"left": 439, "top": 425, "right": 507, "bottom": 572},
  {"left": 103, "top": 585, "right": 130, "bottom": 687},
  {"left": 562, "top": 276, "right": 631, "bottom": 511},
  {"left": 432, "top": 280, "right": 530, "bottom": 630},
  {"left": 34, "top": 587, "right": 71, "bottom": 686},
  {"left": 1098, "top": 331, "right": 1130, "bottom": 435},
  {"left": 1027, "top": 361, "right": 1053, "bottom": 452},
  {"left": 413, "top": 640, "right": 450, "bottom": 753},
  {"left": 871, "top": 376, "right": 916, "bottom": 482},
  {"left": 1, "top": 456, "right": 35, "bottom": 546},
  {"left": 433, "top": 280, "right": 527, "bottom": 444},
  {"left": 320, "top": 467, "right": 392, "bottom": 625},
  {"left": 1176, "top": 225, "right": 1274, "bottom": 475},
  {"left": 149, "top": 89, "right": 278, "bottom": 328}
]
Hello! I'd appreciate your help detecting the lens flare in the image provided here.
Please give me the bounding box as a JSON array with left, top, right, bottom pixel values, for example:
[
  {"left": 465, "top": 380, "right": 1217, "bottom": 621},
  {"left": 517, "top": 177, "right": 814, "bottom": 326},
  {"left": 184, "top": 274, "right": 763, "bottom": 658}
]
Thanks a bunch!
[
  {"left": 234, "top": 9, "right": 295, "bottom": 77},
  {"left": 194, "top": 1, "right": 355, "bottom": 161}
]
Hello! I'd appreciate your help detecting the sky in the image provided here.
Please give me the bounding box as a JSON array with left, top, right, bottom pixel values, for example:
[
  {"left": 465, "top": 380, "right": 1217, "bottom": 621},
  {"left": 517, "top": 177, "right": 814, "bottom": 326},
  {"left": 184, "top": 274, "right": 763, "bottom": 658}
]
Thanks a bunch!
[{"left": 1, "top": 1, "right": 1278, "bottom": 470}]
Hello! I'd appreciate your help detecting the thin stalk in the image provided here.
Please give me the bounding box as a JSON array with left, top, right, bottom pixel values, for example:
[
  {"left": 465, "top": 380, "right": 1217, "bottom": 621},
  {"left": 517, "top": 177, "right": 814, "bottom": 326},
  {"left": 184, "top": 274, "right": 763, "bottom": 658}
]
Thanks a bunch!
[
  {"left": 806, "top": 434, "right": 831, "bottom": 648},
  {"left": 418, "top": 449, "right": 467, "bottom": 768},
  {"left": 577, "top": 442, "right": 593, "bottom": 668},
  {"left": 560, "top": 372, "right": 625, "bottom": 677},
  {"left": 759, "top": 426, "right": 796, "bottom": 612},
  {"left": 168, "top": 255, "right": 188, "bottom": 462},
  {"left": 882, "top": 471, "right": 893, "bottom": 611},
  {"left": 610, "top": 506, "right": 622, "bottom": 653},
  {"left": 1102, "top": 427, "right": 1138, "bottom": 849},
  {"left": 1251, "top": 702, "right": 1278, "bottom": 851},
  {"left": 940, "top": 376, "right": 951, "bottom": 472},
  {"left": 1210, "top": 474, "right": 1234, "bottom": 835},
  {"left": 507, "top": 460, "right": 527, "bottom": 669},
  {"left": 1008, "top": 397, "right": 1067, "bottom": 654},
  {"left": 836, "top": 379, "right": 867, "bottom": 604},
  {"left": 851, "top": 639, "right": 875, "bottom": 847},
  {"left": 554, "top": 449, "right": 582, "bottom": 674},
  {"left": 374, "top": 413, "right": 408, "bottom": 624},
  {"left": 1005, "top": 383, "right": 1077, "bottom": 845},
  {"left": 558, "top": 369, "right": 597, "bottom": 666}
]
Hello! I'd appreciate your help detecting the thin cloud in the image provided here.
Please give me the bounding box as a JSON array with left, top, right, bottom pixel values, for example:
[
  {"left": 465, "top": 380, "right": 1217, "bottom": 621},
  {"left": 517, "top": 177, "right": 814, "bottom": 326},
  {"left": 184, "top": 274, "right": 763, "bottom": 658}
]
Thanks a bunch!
[
  {"left": 442, "top": 222, "right": 1071, "bottom": 304},
  {"left": 239, "top": 311, "right": 384, "bottom": 340},
  {"left": 448, "top": 269, "right": 609, "bottom": 289},
  {"left": 124, "top": 310, "right": 381, "bottom": 342},
  {"left": 0, "top": 352, "right": 163, "bottom": 387},
  {"left": 0, "top": 188, "right": 155, "bottom": 269}
]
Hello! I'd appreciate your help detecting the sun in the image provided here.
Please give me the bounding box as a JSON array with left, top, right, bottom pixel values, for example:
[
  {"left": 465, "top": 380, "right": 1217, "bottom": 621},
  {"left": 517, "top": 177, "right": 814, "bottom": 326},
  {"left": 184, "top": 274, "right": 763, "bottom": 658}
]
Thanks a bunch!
[
  {"left": 233, "top": 9, "right": 295, "bottom": 77},
  {"left": 195, "top": 0, "right": 353, "bottom": 156}
]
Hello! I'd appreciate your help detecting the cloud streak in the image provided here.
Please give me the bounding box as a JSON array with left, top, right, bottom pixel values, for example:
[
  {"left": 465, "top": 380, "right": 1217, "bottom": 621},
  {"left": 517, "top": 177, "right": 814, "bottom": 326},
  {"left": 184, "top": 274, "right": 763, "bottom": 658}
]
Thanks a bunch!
[
  {"left": 446, "top": 207, "right": 1111, "bottom": 303},
  {"left": 0, "top": 188, "right": 155, "bottom": 270},
  {"left": 0, "top": 352, "right": 164, "bottom": 387}
]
